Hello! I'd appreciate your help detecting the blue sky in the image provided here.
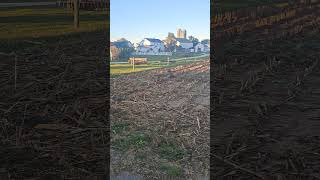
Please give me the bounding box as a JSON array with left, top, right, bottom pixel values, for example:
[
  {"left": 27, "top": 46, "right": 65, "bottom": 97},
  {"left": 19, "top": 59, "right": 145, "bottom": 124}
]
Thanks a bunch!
[{"left": 110, "top": 0, "right": 210, "bottom": 43}]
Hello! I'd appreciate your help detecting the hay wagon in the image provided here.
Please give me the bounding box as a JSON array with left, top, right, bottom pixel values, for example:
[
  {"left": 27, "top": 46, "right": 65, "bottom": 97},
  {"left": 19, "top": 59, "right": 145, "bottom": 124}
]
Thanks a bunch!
[{"left": 128, "top": 57, "right": 148, "bottom": 65}]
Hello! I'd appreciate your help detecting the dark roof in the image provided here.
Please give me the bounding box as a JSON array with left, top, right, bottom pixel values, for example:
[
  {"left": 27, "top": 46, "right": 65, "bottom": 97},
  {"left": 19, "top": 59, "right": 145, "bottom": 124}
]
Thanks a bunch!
[
  {"left": 175, "top": 38, "right": 192, "bottom": 43},
  {"left": 201, "top": 41, "right": 210, "bottom": 45},
  {"left": 111, "top": 41, "right": 131, "bottom": 48},
  {"left": 145, "top": 38, "right": 163, "bottom": 43}
]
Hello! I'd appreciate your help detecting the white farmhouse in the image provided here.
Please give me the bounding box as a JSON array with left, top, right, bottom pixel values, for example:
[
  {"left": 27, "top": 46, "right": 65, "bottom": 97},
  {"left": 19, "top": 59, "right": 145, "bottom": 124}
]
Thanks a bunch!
[
  {"left": 175, "top": 38, "right": 193, "bottom": 49},
  {"left": 194, "top": 42, "right": 210, "bottom": 53},
  {"left": 194, "top": 43, "right": 209, "bottom": 52},
  {"left": 141, "top": 38, "right": 164, "bottom": 47},
  {"left": 133, "top": 43, "right": 140, "bottom": 48},
  {"left": 194, "top": 43, "right": 204, "bottom": 52},
  {"left": 135, "top": 38, "right": 165, "bottom": 54},
  {"left": 135, "top": 46, "right": 149, "bottom": 53}
]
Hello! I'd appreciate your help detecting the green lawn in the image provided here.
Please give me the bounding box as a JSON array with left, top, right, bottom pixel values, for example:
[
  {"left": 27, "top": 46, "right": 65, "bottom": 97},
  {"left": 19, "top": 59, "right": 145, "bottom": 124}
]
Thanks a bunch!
[
  {"left": 0, "top": 7, "right": 107, "bottom": 40},
  {"left": 136, "top": 52, "right": 205, "bottom": 60},
  {"left": 116, "top": 52, "right": 207, "bottom": 62},
  {"left": 110, "top": 63, "right": 162, "bottom": 75},
  {"left": 111, "top": 53, "right": 209, "bottom": 76},
  {"left": 110, "top": 57, "right": 208, "bottom": 76}
]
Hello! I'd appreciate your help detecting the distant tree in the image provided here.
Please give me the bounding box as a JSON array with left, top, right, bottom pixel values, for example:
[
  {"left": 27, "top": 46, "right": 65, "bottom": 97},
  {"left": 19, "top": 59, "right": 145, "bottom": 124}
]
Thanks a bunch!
[
  {"left": 110, "top": 45, "right": 120, "bottom": 61},
  {"left": 168, "top": 32, "right": 175, "bottom": 38},
  {"left": 188, "top": 36, "right": 199, "bottom": 46},
  {"left": 163, "top": 34, "right": 177, "bottom": 52},
  {"left": 110, "top": 39, "right": 134, "bottom": 61},
  {"left": 116, "top": 38, "right": 128, "bottom": 42},
  {"left": 119, "top": 47, "right": 134, "bottom": 60}
]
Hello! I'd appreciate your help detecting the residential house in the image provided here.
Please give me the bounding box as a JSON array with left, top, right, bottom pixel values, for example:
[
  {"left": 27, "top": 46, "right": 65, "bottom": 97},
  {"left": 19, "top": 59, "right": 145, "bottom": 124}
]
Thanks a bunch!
[
  {"left": 202, "top": 40, "right": 210, "bottom": 52},
  {"left": 194, "top": 42, "right": 210, "bottom": 53},
  {"left": 135, "top": 38, "right": 165, "bottom": 54},
  {"left": 203, "top": 44, "right": 210, "bottom": 52}
]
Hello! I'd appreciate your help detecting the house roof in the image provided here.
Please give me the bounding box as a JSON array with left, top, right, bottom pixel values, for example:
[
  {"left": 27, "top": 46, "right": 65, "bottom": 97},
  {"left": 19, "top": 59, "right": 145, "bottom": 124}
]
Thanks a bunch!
[
  {"left": 201, "top": 39, "right": 210, "bottom": 44},
  {"left": 111, "top": 41, "right": 132, "bottom": 48},
  {"left": 175, "top": 38, "right": 192, "bottom": 43},
  {"left": 145, "top": 38, "right": 163, "bottom": 43}
]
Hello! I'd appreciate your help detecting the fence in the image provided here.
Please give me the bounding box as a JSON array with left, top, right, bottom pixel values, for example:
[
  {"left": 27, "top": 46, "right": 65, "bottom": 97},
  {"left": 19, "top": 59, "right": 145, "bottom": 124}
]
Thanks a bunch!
[
  {"left": 170, "top": 54, "right": 210, "bottom": 62},
  {"left": 132, "top": 52, "right": 172, "bottom": 56},
  {"left": 110, "top": 54, "right": 210, "bottom": 65}
]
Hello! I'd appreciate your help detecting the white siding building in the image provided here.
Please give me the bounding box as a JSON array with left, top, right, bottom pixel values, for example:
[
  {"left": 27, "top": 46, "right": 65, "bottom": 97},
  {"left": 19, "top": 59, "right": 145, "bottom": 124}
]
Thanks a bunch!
[
  {"left": 175, "top": 38, "right": 193, "bottom": 49},
  {"left": 135, "top": 38, "right": 165, "bottom": 54},
  {"left": 194, "top": 43, "right": 205, "bottom": 52},
  {"left": 194, "top": 43, "right": 210, "bottom": 53}
]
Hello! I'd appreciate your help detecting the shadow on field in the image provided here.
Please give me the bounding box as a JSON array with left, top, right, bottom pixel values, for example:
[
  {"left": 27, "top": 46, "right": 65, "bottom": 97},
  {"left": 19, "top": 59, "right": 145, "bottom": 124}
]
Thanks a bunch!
[
  {"left": 0, "top": 6, "right": 107, "bottom": 40},
  {"left": 0, "top": 14, "right": 107, "bottom": 24},
  {"left": 0, "top": 29, "right": 110, "bottom": 179}
]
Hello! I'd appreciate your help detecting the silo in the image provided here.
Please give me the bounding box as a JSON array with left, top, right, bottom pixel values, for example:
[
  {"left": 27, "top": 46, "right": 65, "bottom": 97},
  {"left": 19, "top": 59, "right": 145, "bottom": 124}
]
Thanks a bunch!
[{"left": 182, "top": 29, "right": 187, "bottom": 39}]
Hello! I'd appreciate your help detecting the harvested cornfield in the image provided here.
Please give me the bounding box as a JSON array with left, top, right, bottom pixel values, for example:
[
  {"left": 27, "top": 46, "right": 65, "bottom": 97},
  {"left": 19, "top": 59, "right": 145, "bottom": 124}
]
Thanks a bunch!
[
  {"left": 212, "top": 0, "right": 320, "bottom": 41},
  {"left": 0, "top": 31, "right": 109, "bottom": 179},
  {"left": 211, "top": 22, "right": 320, "bottom": 179},
  {"left": 110, "top": 60, "right": 210, "bottom": 179}
]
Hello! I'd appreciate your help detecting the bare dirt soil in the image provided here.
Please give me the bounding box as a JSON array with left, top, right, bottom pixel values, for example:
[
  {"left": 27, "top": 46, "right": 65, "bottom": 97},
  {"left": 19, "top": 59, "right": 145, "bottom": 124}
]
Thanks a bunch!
[{"left": 110, "top": 60, "right": 210, "bottom": 179}]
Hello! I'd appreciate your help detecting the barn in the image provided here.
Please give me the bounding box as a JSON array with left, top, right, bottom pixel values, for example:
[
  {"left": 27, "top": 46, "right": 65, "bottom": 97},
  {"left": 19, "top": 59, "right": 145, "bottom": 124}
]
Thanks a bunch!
[{"left": 175, "top": 38, "right": 193, "bottom": 49}]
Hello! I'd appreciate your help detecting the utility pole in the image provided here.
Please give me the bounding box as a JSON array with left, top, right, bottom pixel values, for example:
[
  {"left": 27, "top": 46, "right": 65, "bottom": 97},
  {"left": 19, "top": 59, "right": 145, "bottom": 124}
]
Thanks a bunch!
[{"left": 74, "top": 0, "right": 79, "bottom": 29}]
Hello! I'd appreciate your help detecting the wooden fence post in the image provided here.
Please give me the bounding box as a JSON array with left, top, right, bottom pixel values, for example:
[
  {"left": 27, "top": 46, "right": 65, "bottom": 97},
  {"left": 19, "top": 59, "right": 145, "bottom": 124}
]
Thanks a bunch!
[
  {"left": 132, "top": 57, "right": 135, "bottom": 70},
  {"left": 74, "top": 0, "right": 79, "bottom": 29}
]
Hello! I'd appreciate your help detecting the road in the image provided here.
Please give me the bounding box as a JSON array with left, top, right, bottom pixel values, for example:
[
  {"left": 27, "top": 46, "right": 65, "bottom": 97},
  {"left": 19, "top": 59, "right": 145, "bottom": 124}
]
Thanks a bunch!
[{"left": 0, "top": 2, "right": 56, "bottom": 8}]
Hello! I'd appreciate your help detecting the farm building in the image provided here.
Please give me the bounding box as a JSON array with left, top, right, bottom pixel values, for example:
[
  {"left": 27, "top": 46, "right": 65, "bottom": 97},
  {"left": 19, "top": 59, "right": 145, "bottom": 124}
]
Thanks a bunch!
[
  {"left": 175, "top": 38, "right": 193, "bottom": 49},
  {"left": 56, "top": 0, "right": 107, "bottom": 10},
  {"left": 177, "top": 28, "right": 187, "bottom": 38},
  {"left": 110, "top": 40, "right": 134, "bottom": 61},
  {"left": 175, "top": 46, "right": 194, "bottom": 53},
  {"left": 135, "top": 38, "right": 165, "bottom": 54},
  {"left": 194, "top": 43, "right": 210, "bottom": 52}
]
